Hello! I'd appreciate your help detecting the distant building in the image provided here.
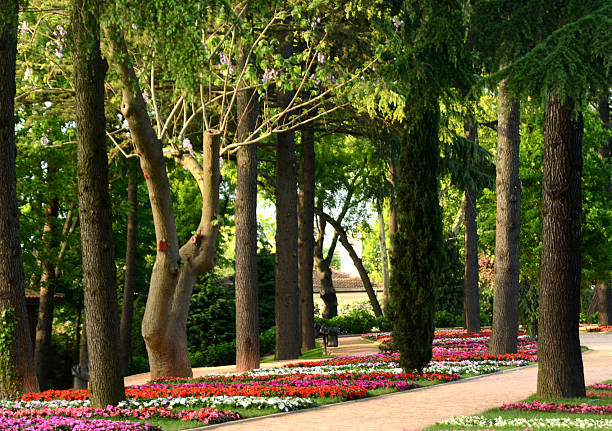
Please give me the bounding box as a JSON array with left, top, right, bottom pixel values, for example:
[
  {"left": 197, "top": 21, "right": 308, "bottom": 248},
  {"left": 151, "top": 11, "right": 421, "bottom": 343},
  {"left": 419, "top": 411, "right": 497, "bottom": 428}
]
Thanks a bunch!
[{"left": 312, "top": 268, "right": 383, "bottom": 302}]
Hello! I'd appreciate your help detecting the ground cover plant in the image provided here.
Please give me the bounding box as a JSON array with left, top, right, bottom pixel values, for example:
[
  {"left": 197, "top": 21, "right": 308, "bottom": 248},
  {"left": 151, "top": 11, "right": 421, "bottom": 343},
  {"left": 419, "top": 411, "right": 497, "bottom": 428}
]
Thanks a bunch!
[
  {"left": 0, "top": 329, "right": 537, "bottom": 429},
  {"left": 423, "top": 379, "right": 612, "bottom": 431}
]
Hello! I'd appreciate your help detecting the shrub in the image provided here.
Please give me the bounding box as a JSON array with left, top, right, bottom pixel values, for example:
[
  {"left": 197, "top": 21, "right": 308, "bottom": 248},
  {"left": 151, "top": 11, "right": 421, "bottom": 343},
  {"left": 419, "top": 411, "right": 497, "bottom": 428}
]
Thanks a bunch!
[{"left": 434, "top": 310, "right": 459, "bottom": 328}]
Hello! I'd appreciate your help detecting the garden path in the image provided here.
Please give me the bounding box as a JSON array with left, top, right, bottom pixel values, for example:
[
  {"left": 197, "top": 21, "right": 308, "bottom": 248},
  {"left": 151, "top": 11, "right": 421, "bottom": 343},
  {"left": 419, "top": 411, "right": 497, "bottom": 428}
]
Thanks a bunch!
[{"left": 188, "top": 332, "right": 612, "bottom": 431}]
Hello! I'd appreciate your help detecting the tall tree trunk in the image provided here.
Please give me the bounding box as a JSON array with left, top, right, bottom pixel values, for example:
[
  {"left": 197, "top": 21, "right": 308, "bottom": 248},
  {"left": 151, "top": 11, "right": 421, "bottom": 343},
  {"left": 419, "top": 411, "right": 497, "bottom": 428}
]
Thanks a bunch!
[
  {"left": 120, "top": 159, "right": 138, "bottom": 376},
  {"left": 489, "top": 80, "right": 521, "bottom": 354},
  {"left": 536, "top": 93, "right": 585, "bottom": 398},
  {"left": 34, "top": 188, "right": 59, "bottom": 391},
  {"left": 274, "top": 28, "right": 300, "bottom": 360},
  {"left": 376, "top": 199, "right": 391, "bottom": 314},
  {"left": 390, "top": 98, "right": 441, "bottom": 372},
  {"left": 298, "top": 124, "right": 316, "bottom": 351},
  {"left": 463, "top": 116, "right": 480, "bottom": 333},
  {"left": 72, "top": 0, "right": 125, "bottom": 406},
  {"left": 316, "top": 210, "right": 383, "bottom": 317},
  {"left": 235, "top": 43, "right": 260, "bottom": 372},
  {"left": 0, "top": 0, "right": 39, "bottom": 397},
  {"left": 106, "top": 28, "right": 221, "bottom": 379},
  {"left": 595, "top": 94, "right": 610, "bottom": 326},
  {"left": 314, "top": 219, "right": 338, "bottom": 319}
]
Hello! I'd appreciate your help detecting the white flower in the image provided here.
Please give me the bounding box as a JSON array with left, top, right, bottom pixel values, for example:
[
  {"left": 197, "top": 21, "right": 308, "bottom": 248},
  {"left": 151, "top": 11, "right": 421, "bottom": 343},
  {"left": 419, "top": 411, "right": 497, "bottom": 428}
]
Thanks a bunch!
[
  {"left": 24, "top": 67, "right": 32, "bottom": 80},
  {"left": 20, "top": 21, "right": 29, "bottom": 35},
  {"left": 142, "top": 91, "right": 149, "bottom": 102},
  {"left": 182, "top": 138, "right": 192, "bottom": 150},
  {"left": 317, "top": 52, "right": 325, "bottom": 63},
  {"left": 262, "top": 68, "right": 278, "bottom": 83},
  {"left": 40, "top": 133, "right": 49, "bottom": 146}
]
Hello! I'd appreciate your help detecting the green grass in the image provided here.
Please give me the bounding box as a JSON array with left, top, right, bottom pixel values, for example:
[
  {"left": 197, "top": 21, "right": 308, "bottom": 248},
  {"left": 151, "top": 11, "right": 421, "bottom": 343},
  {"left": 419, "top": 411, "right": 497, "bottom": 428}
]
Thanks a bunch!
[{"left": 424, "top": 379, "right": 612, "bottom": 431}]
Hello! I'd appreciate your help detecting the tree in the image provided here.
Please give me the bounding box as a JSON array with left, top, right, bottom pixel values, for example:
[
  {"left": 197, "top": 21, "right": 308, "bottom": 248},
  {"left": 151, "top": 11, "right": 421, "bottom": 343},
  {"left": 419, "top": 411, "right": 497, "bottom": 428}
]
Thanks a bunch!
[
  {"left": 463, "top": 115, "right": 480, "bottom": 333},
  {"left": 384, "top": 0, "right": 472, "bottom": 372},
  {"left": 234, "top": 41, "right": 260, "bottom": 372},
  {"left": 275, "top": 27, "right": 301, "bottom": 360},
  {"left": 0, "top": 0, "right": 39, "bottom": 397},
  {"left": 72, "top": 0, "right": 125, "bottom": 406},
  {"left": 317, "top": 209, "right": 383, "bottom": 317},
  {"left": 120, "top": 159, "right": 138, "bottom": 375},
  {"left": 537, "top": 93, "right": 585, "bottom": 397},
  {"left": 489, "top": 80, "right": 521, "bottom": 353},
  {"left": 298, "top": 123, "right": 316, "bottom": 351}
]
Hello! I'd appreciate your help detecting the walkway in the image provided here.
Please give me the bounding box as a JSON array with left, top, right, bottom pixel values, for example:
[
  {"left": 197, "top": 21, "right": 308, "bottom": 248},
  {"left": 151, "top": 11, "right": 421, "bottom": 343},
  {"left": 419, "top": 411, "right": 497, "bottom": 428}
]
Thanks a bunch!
[{"left": 190, "top": 332, "right": 612, "bottom": 431}]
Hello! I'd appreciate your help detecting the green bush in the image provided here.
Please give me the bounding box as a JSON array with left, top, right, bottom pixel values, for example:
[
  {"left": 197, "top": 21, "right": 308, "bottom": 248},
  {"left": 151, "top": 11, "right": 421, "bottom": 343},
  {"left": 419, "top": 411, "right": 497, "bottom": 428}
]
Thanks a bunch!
[
  {"left": 434, "top": 310, "right": 459, "bottom": 328},
  {"left": 315, "top": 308, "right": 378, "bottom": 335},
  {"left": 189, "top": 326, "right": 277, "bottom": 368}
]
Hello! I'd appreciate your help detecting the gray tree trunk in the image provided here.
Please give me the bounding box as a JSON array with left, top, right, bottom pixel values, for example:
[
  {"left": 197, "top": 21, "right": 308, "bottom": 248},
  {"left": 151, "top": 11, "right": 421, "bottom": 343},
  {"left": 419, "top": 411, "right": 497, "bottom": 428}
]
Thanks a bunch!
[
  {"left": 463, "top": 116, "right": 480, "bottom": 333},
  {"left": 120, "top": 160, "right": 138, "bottom": 376},
  {"left": 314, "top": 219, "right": 338, "bottom": 319},
  {"left": 0, "top": 0, "right": 39, "bottom": 396},
  {"left": 34, "top": 188, "right": 59, "bottom": 390},
  {"left": 274, "top": 28, "right": 300, "bottom": 360},
  {"left": 235, "top": 43, "right": 260, "bottom": 372},
  {"left": 106, "top": 28, "right": 221, "bottom": 379},
  {"left": 73, "top": 0, "right": 125, "bottom": 406},
  {"left": 376, "top": 199, "right": 391, "bottom": 314},
  {"left": 536, "top": 93, "right": 585, "bottom": 398},
  {"left": 298, "top": 124, "right": 316, "bottom": 351},
  {"left": 489, "top": 79, "right": 521, "bottom": 354}
]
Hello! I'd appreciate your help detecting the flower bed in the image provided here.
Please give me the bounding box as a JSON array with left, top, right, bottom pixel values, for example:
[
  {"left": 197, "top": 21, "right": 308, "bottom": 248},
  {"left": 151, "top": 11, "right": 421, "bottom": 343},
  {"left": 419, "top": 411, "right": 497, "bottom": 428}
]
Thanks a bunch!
[{"left": 5, "top": 329, "right": 536, "bottom": 430}]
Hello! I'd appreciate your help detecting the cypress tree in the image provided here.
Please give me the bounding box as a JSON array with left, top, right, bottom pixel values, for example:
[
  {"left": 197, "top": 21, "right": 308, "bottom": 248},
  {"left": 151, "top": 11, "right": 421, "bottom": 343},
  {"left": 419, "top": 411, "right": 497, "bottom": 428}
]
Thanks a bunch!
[{"left": 390, "top": 98, "right": 442, "bottom": 370}]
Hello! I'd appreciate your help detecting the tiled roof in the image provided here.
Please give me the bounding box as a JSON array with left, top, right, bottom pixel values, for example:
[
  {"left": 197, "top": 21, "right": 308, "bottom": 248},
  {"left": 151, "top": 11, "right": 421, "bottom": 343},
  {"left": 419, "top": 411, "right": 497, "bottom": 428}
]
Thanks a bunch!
[{"left": 312, "top": 268, "right": 383, "bottom": 293}]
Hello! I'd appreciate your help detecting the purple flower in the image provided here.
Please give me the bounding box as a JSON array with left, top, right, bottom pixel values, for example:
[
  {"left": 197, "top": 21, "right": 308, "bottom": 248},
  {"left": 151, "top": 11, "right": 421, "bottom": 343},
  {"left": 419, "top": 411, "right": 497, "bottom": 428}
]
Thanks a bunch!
[{"left": 40, "top": 133, "right": 49, "bottom": 146}]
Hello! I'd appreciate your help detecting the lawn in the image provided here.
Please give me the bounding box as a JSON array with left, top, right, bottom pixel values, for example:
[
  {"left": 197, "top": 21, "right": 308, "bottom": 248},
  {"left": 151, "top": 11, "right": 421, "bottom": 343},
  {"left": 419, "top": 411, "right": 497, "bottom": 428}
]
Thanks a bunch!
[{"left": 0, "top": 329, "right": 538, "bottom": 430}]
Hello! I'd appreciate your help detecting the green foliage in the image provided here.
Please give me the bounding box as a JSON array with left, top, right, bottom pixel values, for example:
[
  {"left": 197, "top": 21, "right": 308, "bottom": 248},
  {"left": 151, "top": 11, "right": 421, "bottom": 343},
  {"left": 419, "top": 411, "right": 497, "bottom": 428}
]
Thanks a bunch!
[
  {"left": 518, "top": 279, "right": 539, "bottom": 339},
  {"left": 189, "top": 327, "right": 276, "bottom": 367},
  {"left": 186, "top": 249, "right": 276, "bottom": 366},
  {"left": 0, "top": 308, "right": 18, "bottom": 399},
  {"left": 434, "top": 311, "right": 460, "bottom": 328},
  {"left": 436, "top": 238, "right": 464, "bottom": 319},
  {"left": 389, "top": 100, "right": 441, "bottom": 372},
  {"left": 315, "top": 308, "right": 376, "bottom": 335}
]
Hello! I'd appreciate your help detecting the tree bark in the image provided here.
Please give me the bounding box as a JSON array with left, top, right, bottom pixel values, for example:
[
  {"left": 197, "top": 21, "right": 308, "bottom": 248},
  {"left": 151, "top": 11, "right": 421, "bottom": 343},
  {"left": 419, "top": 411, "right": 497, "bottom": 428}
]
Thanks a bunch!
[
  {"left": 106, "top": 28, "right": 221, "bottom": 379},
  {"left": 234, "top": 43, "right": 260, "bottom": 372},
  {"left": 314, "top": 217, "right": 338, "bottom": 319},
  {"left": 316, "top": 210, "right": 383, "bottom": 317},
  {"left": 34, "top": 186, "right": 59, "bottom": 391},
  {"left": 489, "top": 80, "right": 521, "bottom": 354},
  {"left": 120, "top": 159, "right": 138, "bottom": 376},
  {"left": 72, "top": 0, "right": 124, "bottom": 407},
  {"left": 274, "top": 28, "right": 300, "bottom": 360},
  {"left": 376, "top": 199, "right": 391, "bottom": 315},
  {"left": 463, "top": 116, "right": 480, "bottom": 333},
  {"left": 536, "top": 93, "right": 585, "bottom": 398},
  {"left": 0, "top": 0, "right": 39, "bottom": 396},
  {"left": 298, "top": 124, "right": 316, "bottom": 351}
]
